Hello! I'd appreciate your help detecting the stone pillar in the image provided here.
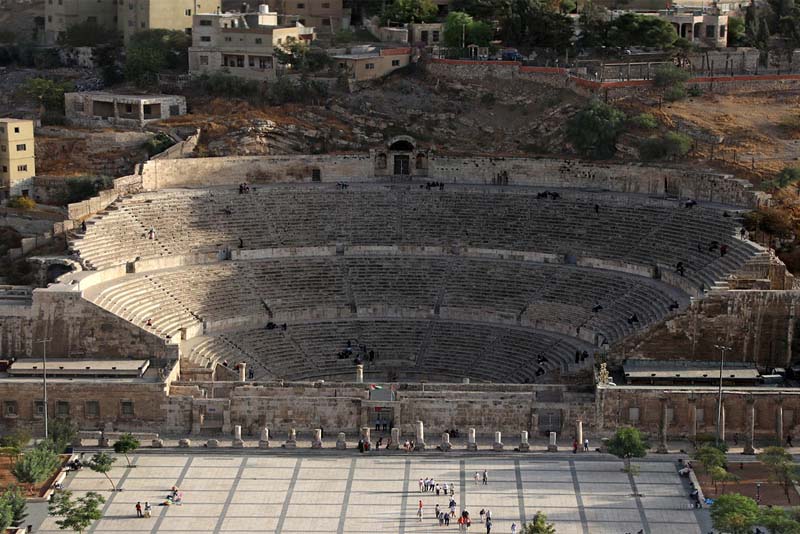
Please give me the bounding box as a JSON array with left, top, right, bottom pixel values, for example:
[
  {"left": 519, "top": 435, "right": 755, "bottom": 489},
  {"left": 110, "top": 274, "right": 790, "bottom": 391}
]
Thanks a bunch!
[
  {"left": 389, "top": 427, "right": 400, "bottom": 450},
  {"left": 259, "top": 427, "right": 270, "bottom": 449},
  {"left": 361, "top": 427, "right": 371, "bottom": 447},
  {"left": 233, "top": 424, "right": 244, "bottom": 448},
  {"left": 138, "top": 101, "right": 145, "bottom": 126},
  {"left": 285, "top": 428, "right": 297, "bottom": 449},
  {"left": 519, "top": 431, "right": 530, "bottom": 452},
  {"left": 547, "top": 432, "right": 558, "bottom": 452},
  {"left": 466, "top": 428, "right": 477, "bottom": 451},
  {"left": 657, "top": 398, "right": 669, "bottom": 453},
  {"left": 312, "top": 428, "right": 323, "bottom": 449},
  {"left": 777, "top": 403, "right": 784, "bottom": 446},
  {"left": 493, "top": 431, "right": 504, "bottom": 451},
  {"left": 689, "top": 398, "right": 698, "bottom": 443},
  {"left": 221, "top": 409, "right": 232, "bottom": 435},
  {"left": 239, "top": 363, "right": 246, "bottom": 381},
  {"left": 462, "top": 378, "right": 470, "bottom": 384},
  {"left": 744, "top": 397, "right": 756, "bottom": 455},
  {"left": 441, "top": 432, "right": 451, "bottom": 452},
  {"left": 576, "top": 420, "right": 584, "bottom": 452},
  {"left": 415, "top": 420, "right": 426, "bottom": 450},
  {"left": 356, "top": 364, "right": 364, "bottom": 383},
  {"left": 336, "top": 432, "right": 347, "bottom": 449}
]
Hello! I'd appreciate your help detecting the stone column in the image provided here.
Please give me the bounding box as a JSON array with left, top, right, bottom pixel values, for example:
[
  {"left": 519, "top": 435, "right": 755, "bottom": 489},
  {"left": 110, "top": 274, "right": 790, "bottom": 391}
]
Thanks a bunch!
[
  {"left": 657, "top": 398, "right": 669, "bottom": 453},
  {"left": 777, "top": 403, "right": 784, "bottom": 446},
  {"left": 493, "top": 431, "right": 504, "bottom": 451},
  {"left": 576, "top": 420, "right": 584, "bottom": 452},
  {"left": 336, "top": 432, "right": 347, "bottom": 449},
  {"left": 138, "top": 101, "right": 145, "bottom": 126},
  {"left": 441, "top": 432, "right": 451, "bottom": 452},
  {"left": 467, "top": 428, "right": 477, "bottom": 451},
  {"left": 221, "top": 409, "right": 232, "bottom": 435},
  {"left": 415, "top": 420, "right": 426, "bottom": 450},
  {"left": 547, "top": 432, "right": 558, "bottom": 452},
  {"left": 519, "top": 431, "right": 530, "bottom": 452},
  {"left": 233, "top": 424, "right": 244, "bottom": 448},
  {"left": 285, "top": 428, "right": 297, "bottom": 449},
  {"left": 361, "top": 426, "right": 371, "bottom": 447},
  {"left": 389, "top": 427, "right": 400, "bottom": 450},
  {"left": 688, "top": 398, "right": 698, "bottom": 443},
  {"left": 744, "top": 397, "right": 756, "bottom": 455},
  {"left": 312, "top": 428, "right": 323, "bottom": 449},
  {"left": 356, "top": 364, "right": 364, "bottom": 383},
  {"left": 239, "top": 363, "right": 246, "bottom": 381},
  {"left": 259, "top": 427, "right": 270, "bottom": 448}
]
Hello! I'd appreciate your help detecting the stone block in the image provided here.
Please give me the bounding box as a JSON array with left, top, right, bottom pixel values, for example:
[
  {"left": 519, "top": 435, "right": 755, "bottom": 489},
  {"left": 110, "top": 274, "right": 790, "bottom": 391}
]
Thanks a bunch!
[
  {"left": 151, "top": 438, "right": 164, "bottom": 448},
  {"left": 206, "top": 439, "right": 219, "bottom": 448},
  {"left": 232, "top": 439, "right": 244, "bottom": 448},
  {"left": 179, "top": 439, "right": 191, "bottom": 448}
]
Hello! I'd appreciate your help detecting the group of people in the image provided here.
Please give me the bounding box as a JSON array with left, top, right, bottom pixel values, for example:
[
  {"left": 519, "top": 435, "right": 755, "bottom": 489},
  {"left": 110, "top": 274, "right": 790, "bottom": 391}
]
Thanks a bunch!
[
  {"left": 572, "top": 438, "right": 590, "bottom": 453},
  {"left": 535, "top": 190, "right": 561, "bottom": 200},
  {"left": 237, "top": 182, "right": 252, "bottom": 194},
  {"left": 420, "top": 478, "right": 456, "bottom": 496},
  {"left": 422, "top": 181, "right": 445, "bottom": 190}
]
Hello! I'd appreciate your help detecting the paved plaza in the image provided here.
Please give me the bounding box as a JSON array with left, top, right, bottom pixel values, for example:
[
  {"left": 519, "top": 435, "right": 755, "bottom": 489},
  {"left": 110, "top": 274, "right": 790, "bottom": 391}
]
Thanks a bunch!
[{"left": 36, "top": 452, "right": 710, "bottom": 534}]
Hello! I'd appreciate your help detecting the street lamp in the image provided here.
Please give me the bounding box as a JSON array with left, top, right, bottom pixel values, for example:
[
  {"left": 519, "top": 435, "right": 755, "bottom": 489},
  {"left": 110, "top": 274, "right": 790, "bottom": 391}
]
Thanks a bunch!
[{"left": 714, "top": 343, "right": 732, "bottom": 446}]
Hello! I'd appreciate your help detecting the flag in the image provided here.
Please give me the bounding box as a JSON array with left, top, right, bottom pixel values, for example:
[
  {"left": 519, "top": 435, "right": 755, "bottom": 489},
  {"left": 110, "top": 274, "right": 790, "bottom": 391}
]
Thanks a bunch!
[{"left": 369, "top": 384, "right": 383, "bottom": 390}]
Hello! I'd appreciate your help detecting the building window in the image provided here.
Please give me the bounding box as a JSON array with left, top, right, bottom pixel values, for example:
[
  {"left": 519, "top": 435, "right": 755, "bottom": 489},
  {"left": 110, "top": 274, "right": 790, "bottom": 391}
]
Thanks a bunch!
[
  {"left": 199, "top": 55, "right": 209, "bottom": 65},
  {"left": 628, "top": 407, "right": 639, "bottom": 422},
  {"left": 201, "top": 35, "right": 211, "bottom": 42},
  {"left": 297, "top": 2, "right": 305, "bottom": 7},
  {"left": 13, "top": 127, "right": 19, "bottom": 133},
  {"left": 706, "top": 25, "right": 715, "bottom": 38},
  {"left": 200, "top": 19, "right": 212, "bottom": 26},
  {"left": 322, "top": 19, "right": 330, "bottom": 25},
  {"left": 225, "top": 36, "right": 232, "bottom": 42},
  {"left": 392, "top": 59, "right": 400, "bottom": 66},
  {"left": 696, "top": 408, "right": 705, "bottom": 423},
  {"left": 17, "top": 165, "right": 28, "bottom": 172},
  {"left": 666, "top": 407, "right": 674, "bottom": 424},
  {"left": 120, "top": 400, "right": 134, "bottom": 417},
  {"left": 3, "top": 401, "right": 17, "bottom": 418},
  {"left": 719, "top": 25, "right": 726, "bottom": 37},
  {"left": 34, "top": 401, "right": 45, "bottom": 418},
  {"left": 255, "top": 37, "right": 262, "bottom": 44},
  {"left": 1, "top": 166, "right": 7, "bottom": 173},
  {"left": 15, "top": 144, "right": 26, "bottom": 151},
  {"left": 432, "top": 30, "right": 440, "bottom": 42},
  {"left": 56, "top": 401, "right": 70, "bottom": 417},
  {"left": 85, "top": 401, "right": 100, "bottom": 418},
  {"left": 1, "top": 145, "right": 5, "bottom": 152},
  {"left": 185, "top": 8, "right": 192, "bottom": 15},
  {"left": 365, "top": 63, "right": 375, "bottom": 69}
]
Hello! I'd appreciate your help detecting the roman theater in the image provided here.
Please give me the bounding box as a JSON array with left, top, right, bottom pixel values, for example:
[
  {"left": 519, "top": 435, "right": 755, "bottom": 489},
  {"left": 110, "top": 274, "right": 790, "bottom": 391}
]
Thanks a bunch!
[{"left": 1, "top": 138, "right": 798, "bottom": 448}]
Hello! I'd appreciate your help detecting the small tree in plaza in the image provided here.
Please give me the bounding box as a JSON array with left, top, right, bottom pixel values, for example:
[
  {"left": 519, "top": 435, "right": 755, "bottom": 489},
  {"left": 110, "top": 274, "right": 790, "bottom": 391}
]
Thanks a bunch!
[
  {"left": 522, "top": 510, "right": 557, "bottom": 533},
  {"left": 710, "top": 493, "right": 760, "bottom": 534},
  {"left": 87, "top": 452, "right": 117, "bottom": 491},
  {"left": 607, "top": 426, "right": 648, "bottom": 472},
  {"left": 11, "top": 441, "right": 61, "bottom": 485},
  {"left": 49, "top": 490, "right": 105, "bottom": 534},
  {"left": 113, "top": 434, "right": 140, "bottom": 468},
  {"left": 758, "top": 446, "right": 800, "bottom": 503}
]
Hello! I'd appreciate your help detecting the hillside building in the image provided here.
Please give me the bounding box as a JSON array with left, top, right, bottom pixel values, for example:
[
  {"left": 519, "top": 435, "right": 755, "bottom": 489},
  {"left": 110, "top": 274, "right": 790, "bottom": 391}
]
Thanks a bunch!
[
  {"left": 44, "top": 0, "right": 117, "bottom": 45},
  {"left": 188, "top": 5, "right": 315, "bottom": 80},
  {"left": 118, "top": 0, "right": 222, "bottom": 43},
  {"left": 334, "top": 45, "right": 412, "bottom": 82},
  {"left": 0, "top": 119, "right": 36, "bottom": 199}
]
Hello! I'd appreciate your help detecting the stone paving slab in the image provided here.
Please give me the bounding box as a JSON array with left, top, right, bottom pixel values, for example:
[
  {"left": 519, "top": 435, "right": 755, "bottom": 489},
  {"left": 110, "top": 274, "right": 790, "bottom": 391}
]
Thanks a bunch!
[{"left": 33, "top": 453, "right": 709, "bottom": 534}]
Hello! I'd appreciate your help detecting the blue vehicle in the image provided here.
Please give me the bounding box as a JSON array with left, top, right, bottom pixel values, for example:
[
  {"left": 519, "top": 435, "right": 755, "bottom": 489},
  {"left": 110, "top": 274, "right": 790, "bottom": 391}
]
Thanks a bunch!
[{"left": 500, "top": 48, "right": 524, "bottom": 61}]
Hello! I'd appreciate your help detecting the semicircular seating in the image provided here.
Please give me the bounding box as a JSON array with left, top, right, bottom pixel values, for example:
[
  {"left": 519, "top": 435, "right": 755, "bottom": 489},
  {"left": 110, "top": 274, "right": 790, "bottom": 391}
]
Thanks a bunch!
[{"left": 72, "top": 184, "right": 761, "bottom": 383}]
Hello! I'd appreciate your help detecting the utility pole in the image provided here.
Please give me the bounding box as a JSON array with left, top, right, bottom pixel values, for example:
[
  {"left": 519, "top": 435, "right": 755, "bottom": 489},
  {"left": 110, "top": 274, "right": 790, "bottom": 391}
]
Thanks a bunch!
[
  {"left": 714, "top": 343, "right": 732, "bottom": 446},
  {"left": 36, "top": 336, "right": 51, "bottom": 440}
]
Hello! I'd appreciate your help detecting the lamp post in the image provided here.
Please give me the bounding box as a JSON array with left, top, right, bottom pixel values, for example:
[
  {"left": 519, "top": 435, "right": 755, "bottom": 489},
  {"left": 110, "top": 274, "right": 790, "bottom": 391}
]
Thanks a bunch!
[
  {"left": 714, "top": 343, "right": 732, "bottom": 446},
  {"left": 36, "top": 336, "right": 51, "bottom": 440}
]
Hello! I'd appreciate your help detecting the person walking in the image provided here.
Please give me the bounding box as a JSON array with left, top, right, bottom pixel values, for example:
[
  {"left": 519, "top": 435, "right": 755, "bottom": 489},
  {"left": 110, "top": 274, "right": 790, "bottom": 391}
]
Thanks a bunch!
[
  {"left": 583, "top": 438, "right": 589, "bottom": 452},
  {"left": 135, "top": 502, "right": 143, "bottom": 518},
  {"left": 486, "top": 516, "right": 493, "bottom": 534},
  {"left": 474, "top": 471, "right": 480, "bottom": 485},
  {"left": 479, "top": 509, "right": 485, "bottom": 523},
  {"left": 419, "top": 478, "right": 424, "bottom": 492},
  {"left": 143, "top": 502, "right": 152, "bottom": 518},
  {"left": 418, "top": 500, "right": 424, "bottom": 521},
  {"left": 482, "top": 470, "right": 488, "bottom": 485},
  {"left": 511, "top": 522, "right": 517, "bottom": 534}
]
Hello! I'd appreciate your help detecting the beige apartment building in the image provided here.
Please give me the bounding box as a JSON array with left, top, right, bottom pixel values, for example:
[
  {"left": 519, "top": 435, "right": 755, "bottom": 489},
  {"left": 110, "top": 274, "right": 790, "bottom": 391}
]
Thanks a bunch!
[
  {"left": 189, "top": 6, "right": 315, "bottom": 80},
  {"left": 0, "top": 119, "right": 36, "bottom": 199},
  {"left": 334, "top": 46, "right": 411, "bottom": 82},
  {"left": 118, "top": 0, "right": 222, "bottom": 43},
  {"left": 262, "top": 0, "right": 344, "bottom": 31},
  {"left": 44, "top": 0, "right": 118, "bottom": 44}
]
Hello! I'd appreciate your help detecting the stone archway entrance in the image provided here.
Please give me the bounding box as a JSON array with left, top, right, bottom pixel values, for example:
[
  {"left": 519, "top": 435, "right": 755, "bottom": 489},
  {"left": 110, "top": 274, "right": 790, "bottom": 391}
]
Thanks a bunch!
[{"left": 393, "top": 155, "right": 410, "bottom": 175}]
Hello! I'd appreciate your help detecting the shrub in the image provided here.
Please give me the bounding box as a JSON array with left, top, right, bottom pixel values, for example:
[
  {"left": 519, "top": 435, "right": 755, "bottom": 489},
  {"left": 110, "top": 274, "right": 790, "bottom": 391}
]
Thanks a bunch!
[
  {"left": 142, "top": 133, "right": 175, "bottom": 157},
  {"left": 664, "top": 85, "right": 687, "bottom": 102},
  {"left": 7, "top": 196, "right": 35, "bottom": 210},
  {"left": 11, "top": 441, "right": 61, "bottom": 485},
  {"left": 761, "top": 167, "right": 800, "bottom": 190},
  {"left": 2, "top": 485, "right": 27, "bottom": 527},
  {"left": 639, "top": 131, "right": 692, "bottom": 160},
  {"left": 711, "top": 494, "right": 760, "bottom": 534},
  {"left": 49, "top": 418, "right": 77, "bottom": 454},
  {"left": 742, "top": 208, "right": 794, "bottom": 238},
  {"left": 566, "top": 100, "right": 626, "bottom": 159},
  {"left": 687, "top": 85, "right": 703, "bottom": 97},
  {"left": 61, "top": 176, "right": 114, "bottom": 205},
  {"left": 630, "top": 113, "right": 658, "bottom": 129},
  {"left": 653, "top": 64, "right": 690, "bottom": 87}
]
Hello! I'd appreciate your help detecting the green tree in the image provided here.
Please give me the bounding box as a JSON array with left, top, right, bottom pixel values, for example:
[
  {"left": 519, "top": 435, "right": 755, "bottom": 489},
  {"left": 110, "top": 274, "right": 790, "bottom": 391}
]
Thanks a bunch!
[
  {"left": 11, "top": 441, "right": 61, "bottom": 485},
  {"left": 124, "top": 29, "right": 190, "bottom": 86},
  {"left": 49, "top": 490, "right": 105, "bottom": 534},
  {"left": 709, "top": 465, "right": 740, "bottom": 494},
  {"left": 607, "top": 13, "right": 677, "bottom": 48},
  {"left": 88, "top": 452, "right": 117, "bottom": 491},
  {"left": 630, "top": 113, "right": 658, "bottom": 129},
  {"left": 710, "top": 493, "right": 760, "bottom": 534},
  {"left": 443, "top": 11, "right": 494, "bottom": 47},
  {"left": 21, "top": 78, "right": 74, "bottom": 118},
  {"left": 758, "top": 446, "right": 800, "bottom": 503},
  {"left": 274, "top": 39, "right": 332, "bottom": 72},
  {"left": 639, "top": 132, "right": 692, "bottom": 161},
  {"left": 727, "top": 16, "right": 747, "bottom": 46},
  {"left": 606, "top": 426, "right": 648, "bottom": 471},
  {"left": 653, "top": 64, "right": 690, "bottom": 87},
  {"left": 521, "top": 511, "right": 557, "bottom": 533},
  {"left": 382, "top": 0, "right": 438, "bottom": 24},
  {"left": 112, "top": 434, "right": 140, "bottom": 468},
  {"left": 0, "top": 500, "right": 13, "bottom": 533},
  {"left": 759, "top": 506, "right": 800, "bottom": 533},
  {"left": 1, "top": 485, "right": 27, "bottom": 527},
  {"left": 694, "top": 444, "right": 726, "bottom": 470},
  {"left": 50, "top": 418, "right": 78, "bottom": 454},
  {"left": 500, "top": 0, "right": 574, "bottom": 52},
  {"left": 566, "top": 100, "right": 626, "bottom": 160},
  {"left": 0, "top": 429, "right": 32, "bottom": 461},
  {"left": 59, "top": 20, "right": 121, "bottom": 47}
]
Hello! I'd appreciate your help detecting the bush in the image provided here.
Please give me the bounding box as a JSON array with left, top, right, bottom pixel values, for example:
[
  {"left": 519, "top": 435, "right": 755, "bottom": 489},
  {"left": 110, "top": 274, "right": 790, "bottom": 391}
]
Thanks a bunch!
[
  {"left": 61, "top": 176, "right": 114, "bottom": 205},
  {"left": 664, "top": 85, "right": 687, "bottom": 102},
  {"left": 11, "top": 442, "right": 61, "bottom": 485},
  {"left": 143, "top": 133, "right": 175, "bottom": 157},
  {"left": 687, "top": 85, "right": 703, "bottom": 97},
  {"left": 653, "top": 64, "right": 691, "bottom": 87},
  {"left": 743, "top": 208, "right": 794, "bottom": 238},
  {"left": 566, "top": 100, "right": 626, "bottom": 159},
  {"left": 125, "top": 29, "right": 190, "bottom": 86},
  {"left": 6, "top": 196, "right": 35, "bottom": 210},
  {"left": 761, "top": 167, "right": 800, "bottom": 190},
  {"left": 630, "top": 113, "right": 658, "bottom": 129},
  {"left": 639, "top": 131, "right": 692, "bottom": 160}
]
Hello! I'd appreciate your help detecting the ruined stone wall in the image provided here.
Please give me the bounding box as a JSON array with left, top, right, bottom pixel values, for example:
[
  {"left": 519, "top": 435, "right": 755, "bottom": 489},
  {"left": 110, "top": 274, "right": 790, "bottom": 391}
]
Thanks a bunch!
[
  {"left": 616, "top": 290, "right": 800, "bottom": 370},
  {"left": 0, "top": 289, "right": 176, "bottom": 361}
]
